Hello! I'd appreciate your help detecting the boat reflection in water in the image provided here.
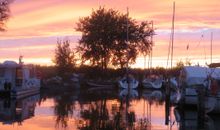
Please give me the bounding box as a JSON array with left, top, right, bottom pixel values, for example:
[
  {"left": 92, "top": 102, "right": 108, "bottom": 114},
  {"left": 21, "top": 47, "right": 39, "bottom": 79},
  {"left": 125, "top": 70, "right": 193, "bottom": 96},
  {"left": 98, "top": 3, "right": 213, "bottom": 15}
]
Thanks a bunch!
[
  {"left": 75, "top": 88, "right": 174, "bottom": 130},
  {"left": 0, "top": 85, "right": 220, "bottom": 130},
  {"left": 174, "top": 108, "right": 220, "bottom": 130},
  {"left": 0, "top": 94, "right": 40, "bottom": 124}
]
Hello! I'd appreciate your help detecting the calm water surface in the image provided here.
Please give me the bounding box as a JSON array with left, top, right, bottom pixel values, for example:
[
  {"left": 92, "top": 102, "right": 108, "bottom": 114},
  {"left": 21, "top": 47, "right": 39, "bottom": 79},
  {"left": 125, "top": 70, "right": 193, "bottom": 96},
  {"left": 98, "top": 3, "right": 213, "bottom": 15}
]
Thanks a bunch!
[{"left": 0, "top": 88, "right": 219, "bottom": 130}]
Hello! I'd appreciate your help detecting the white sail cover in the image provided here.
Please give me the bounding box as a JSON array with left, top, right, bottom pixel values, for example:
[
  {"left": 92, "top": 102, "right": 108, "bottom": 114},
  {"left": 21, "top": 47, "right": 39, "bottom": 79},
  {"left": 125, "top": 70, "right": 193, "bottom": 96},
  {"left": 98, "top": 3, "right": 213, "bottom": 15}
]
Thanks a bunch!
[
  {"left": 179, "top": 66, "right": 220, "bottom": 86},
  {"left": 1, "top": 61, "right": 19, "bottom": 68}
]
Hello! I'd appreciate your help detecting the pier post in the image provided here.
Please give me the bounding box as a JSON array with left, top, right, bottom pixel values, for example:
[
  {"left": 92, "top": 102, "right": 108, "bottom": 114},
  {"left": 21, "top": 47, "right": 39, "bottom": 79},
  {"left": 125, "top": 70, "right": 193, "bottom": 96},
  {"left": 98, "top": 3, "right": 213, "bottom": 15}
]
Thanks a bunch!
[
  {"left": 197, "top": 85, "right": 205, "bottom": 130},
  {"left": 165, "top": 80, "right": 171, "bottom": 125}
]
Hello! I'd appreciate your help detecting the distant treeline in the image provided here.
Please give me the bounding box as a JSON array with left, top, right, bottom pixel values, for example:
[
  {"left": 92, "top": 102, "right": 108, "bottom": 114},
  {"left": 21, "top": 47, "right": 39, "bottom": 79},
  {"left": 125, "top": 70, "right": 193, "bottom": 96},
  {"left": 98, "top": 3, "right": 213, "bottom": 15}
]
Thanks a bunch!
[{"left": 36, "top": 65, "right": 182, "bottom": 81}]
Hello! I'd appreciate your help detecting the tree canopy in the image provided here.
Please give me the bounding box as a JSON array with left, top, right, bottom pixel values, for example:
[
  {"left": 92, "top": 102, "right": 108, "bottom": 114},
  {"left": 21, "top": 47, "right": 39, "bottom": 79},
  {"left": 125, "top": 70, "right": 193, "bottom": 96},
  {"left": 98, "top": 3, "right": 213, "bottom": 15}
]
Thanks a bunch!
[
  {"left": 0, "top": 0, "right": 13, "bottom": 31},
  {"left": 54, "top": 39, "right": 76, "bottom": 76},
  {"left": 76, "top": 7, "right": 154, "bottom": 69}
]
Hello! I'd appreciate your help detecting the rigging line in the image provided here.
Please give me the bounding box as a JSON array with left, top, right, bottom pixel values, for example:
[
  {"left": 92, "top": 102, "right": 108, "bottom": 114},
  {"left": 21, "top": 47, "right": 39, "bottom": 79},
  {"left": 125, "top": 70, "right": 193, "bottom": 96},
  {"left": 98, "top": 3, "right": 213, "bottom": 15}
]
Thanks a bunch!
[
  {"left": 203, "top": 44, "right": 207, "bottom": 63},
  {"left": 144, "top": 55, "right": 147, "bottom": 69},
  {"left": 186, "top": 42, "right": 190, "bottom": 60},
  {"left": 150, "top": 21, "right": 154, "bottom": 69},
  {"left": 149, "top": 49, "right": 152, "bottom": 69},
  {"left": 150, "top": 103, "right": 151, "bottom": 130},
  {"left": 147, "top": 101, "right": 149, "bottom": 119},
  {"left": 143, "top": 99, "right": 145, "bottom": 117},
  {"left": 210, "top": 32, "right": 213, "bottom": 64},
  {"left": 166, "top": 2, "right": 175, "bottom": 69},
  {"left": 194, "top": 35, "right": 204, "bottom": 64},
  {"left": 166, "top": 28, "right": 172, "bottom": 69},
  {"left": 170, "top": 2, "right": 175, "bottom": 68},
  {"left": 148, "top": 52, "right": 151, "bottom": 70},
  {"left": 126, "top": 7, "right": 129, "bottom": 72},
  {"left": 195, "top": 34, "right": 204, "bottom": 48}
]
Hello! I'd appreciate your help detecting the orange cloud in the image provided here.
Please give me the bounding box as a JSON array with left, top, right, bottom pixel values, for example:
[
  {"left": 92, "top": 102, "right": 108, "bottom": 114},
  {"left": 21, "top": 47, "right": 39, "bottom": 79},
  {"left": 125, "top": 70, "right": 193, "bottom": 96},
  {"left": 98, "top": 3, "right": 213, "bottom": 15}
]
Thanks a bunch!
[{"left": 0, "top": 0, "right": 220, "bottom": 67}]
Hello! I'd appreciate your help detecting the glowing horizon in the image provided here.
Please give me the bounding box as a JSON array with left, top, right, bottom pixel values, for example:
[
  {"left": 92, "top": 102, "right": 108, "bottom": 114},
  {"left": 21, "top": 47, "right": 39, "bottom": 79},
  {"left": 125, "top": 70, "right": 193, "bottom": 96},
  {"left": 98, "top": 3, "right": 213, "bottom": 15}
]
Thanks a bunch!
[{"left": 0, "top": 0, "right": 220, "bottom": 68}]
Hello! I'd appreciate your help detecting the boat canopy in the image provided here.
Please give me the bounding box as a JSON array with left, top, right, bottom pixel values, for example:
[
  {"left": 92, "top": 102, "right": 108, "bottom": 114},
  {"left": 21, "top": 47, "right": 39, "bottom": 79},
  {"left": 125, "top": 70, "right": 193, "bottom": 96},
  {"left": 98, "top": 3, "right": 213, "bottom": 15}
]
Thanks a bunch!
[
  {"left": 0, "top": 61, "right": 21, "bottom": 68},
  {"left": 179, "top": 66, "right": 220, "bottom": 86}
]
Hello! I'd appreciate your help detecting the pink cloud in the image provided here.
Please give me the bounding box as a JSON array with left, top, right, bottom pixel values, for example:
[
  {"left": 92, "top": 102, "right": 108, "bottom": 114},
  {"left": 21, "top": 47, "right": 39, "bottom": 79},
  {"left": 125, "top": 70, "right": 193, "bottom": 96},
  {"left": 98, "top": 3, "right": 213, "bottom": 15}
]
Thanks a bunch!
[{"left": 1, "top": 0, "right": 220, "bottom": 66}]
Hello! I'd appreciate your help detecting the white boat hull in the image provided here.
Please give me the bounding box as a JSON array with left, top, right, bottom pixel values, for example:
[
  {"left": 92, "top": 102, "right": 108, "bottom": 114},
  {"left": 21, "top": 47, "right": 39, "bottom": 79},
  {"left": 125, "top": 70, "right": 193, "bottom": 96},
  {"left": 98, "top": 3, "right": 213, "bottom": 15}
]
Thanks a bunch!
[
  {"left": 119, "top": 89, "right": 138, "bottom": 99},
  {"left": 11, "top": 87, "right": 40, "bottom": 99},
  {"left": 118, "top": 78, "right": 139, "bottom": 89},
  {"left": 142, "top": 79, "right": 163, "bottom": 89},
  {"left": 181, "top": 87, "right": 220, "bottom": 113}
]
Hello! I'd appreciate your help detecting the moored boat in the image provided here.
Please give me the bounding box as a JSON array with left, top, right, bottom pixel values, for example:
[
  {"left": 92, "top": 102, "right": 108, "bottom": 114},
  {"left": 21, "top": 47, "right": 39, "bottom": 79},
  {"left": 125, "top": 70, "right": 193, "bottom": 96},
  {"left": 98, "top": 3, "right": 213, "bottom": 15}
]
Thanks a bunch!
[
  {"left": 142, "top": 75, "right": 163, "bottom": 89},
  {"left": 179, "top": 66, "right": 220, "bottom": 87},
  {"left": 178, "top": 66, "right": 220, "bottom": 113},
  {"left": 86, "top": 81, "right": 115, "bottom": 88},
  {"left": 0, "top": 60, "right": 41, "bottom": 98},
  {"left": 118, "top": 75, "right": 139, "bottom": 89}
]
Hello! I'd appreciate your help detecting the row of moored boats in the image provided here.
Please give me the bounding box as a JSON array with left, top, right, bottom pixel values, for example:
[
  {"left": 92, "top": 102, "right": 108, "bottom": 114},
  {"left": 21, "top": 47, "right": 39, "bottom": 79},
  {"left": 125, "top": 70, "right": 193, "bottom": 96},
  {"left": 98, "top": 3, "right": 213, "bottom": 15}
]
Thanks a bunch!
[{"left": 118, "top": 66, "right": 220, "bottom": 113}]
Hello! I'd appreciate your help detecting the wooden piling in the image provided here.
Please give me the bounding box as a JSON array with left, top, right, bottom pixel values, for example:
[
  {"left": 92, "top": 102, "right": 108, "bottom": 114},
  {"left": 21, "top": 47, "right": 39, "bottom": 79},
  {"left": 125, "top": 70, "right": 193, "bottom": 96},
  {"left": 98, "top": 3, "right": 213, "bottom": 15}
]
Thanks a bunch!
[
  {"left": 197, "top": 86, "right": 205, "bottom": 130},
  {"left": 165, "top": 80, "right": 171, "bottom": 125}
]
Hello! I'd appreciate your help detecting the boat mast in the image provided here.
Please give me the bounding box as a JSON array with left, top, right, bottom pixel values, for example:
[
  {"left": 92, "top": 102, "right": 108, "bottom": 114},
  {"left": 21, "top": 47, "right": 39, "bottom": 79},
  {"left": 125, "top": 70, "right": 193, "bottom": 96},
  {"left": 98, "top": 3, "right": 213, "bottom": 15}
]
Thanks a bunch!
[
  {"left": 210, "top": 32, "right": 213, "bottom": 64},
  {"left": 126, "top": 7, "right": 131, "bottom": 91},
  {"left": 170, "top": 2, "right": 175, "bottom": 68},
  {"left": 148, "top": 21, "right": 154, "bottom": 73},
  {"left": 150, "top": 21, "right": 153, "bottom": 69},
  {"left": 126, "top": 7, "right": 129, "bottom": 73}
]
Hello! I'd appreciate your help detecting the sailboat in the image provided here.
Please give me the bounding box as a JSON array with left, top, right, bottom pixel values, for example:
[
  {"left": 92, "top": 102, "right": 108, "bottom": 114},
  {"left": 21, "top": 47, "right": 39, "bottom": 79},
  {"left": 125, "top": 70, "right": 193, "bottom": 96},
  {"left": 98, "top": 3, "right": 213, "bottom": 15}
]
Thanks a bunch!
[
  {"left": 118, "top": 74, "right": 139, "bottom": 89},
  {"left": 142, "top": 21, "right": 163, "bottom": 89},
  {"left": 142, "top": 75, "right": 163, "bottom": 89},
  {"left": 118, "top": 8, "right": 139, "bottom": 89}
]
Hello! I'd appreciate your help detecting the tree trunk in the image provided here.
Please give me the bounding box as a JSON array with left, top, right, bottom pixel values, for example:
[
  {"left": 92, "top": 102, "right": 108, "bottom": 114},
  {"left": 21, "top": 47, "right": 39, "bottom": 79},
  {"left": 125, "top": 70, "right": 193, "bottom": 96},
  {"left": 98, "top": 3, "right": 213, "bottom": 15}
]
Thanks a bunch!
[{"left": 120, "top": 59, "right": 123, "bottom": 69}]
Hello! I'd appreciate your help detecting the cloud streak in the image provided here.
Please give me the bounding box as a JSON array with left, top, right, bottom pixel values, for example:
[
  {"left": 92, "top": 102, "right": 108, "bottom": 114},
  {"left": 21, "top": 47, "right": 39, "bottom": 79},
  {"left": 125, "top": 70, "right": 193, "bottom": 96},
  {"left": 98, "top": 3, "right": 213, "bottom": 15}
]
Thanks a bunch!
[{"left": 0, "top": 0, "right": 220, "bottom": 66}]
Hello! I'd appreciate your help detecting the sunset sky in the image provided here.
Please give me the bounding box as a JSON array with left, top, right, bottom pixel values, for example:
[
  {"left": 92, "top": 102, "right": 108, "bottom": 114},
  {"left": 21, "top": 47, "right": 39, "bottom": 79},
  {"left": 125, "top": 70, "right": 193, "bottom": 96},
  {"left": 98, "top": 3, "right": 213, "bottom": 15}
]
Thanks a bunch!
[{"left": 0, "top": 0, "right": 220, "bottom": 67}]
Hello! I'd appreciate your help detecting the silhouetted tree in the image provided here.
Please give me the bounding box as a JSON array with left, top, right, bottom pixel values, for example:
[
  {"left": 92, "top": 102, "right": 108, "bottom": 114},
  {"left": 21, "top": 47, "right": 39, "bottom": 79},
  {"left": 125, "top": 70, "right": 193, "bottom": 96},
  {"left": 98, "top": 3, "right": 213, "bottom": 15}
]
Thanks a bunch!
[
  {"left": 111, "top": 18, "right": 154, "bottom": 69},
  {"left": 0, "top": 0, "right": 13, "bottom": 31},
  {"left": 76, "top": 7, "right": 154, "bottom": 69},
  {"left": 176, "top": 60, "right": 184, "bottom": 68},
  {"left": 185, "top": 58, "right": 192, "bottom": 66},
  {"left": 110, "top": 14, "right": 137, "bottom": 69},
  {"left": 54, "top": 39, "right": 76, "bottom": 76},
  {"left": 76, "top": 7, "right": 118, "bottom": 70},
  {"left": 176, "top": 59, "right": 192, "bottom": 69}
]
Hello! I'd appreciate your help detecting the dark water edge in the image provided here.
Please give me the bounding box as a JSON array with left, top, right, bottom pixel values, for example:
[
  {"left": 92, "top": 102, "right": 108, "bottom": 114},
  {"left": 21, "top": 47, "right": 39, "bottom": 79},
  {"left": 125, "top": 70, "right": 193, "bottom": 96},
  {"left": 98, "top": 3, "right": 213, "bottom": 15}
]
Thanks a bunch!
[{"left": 0, "top": 86, "right": 220, "bottom": 130}]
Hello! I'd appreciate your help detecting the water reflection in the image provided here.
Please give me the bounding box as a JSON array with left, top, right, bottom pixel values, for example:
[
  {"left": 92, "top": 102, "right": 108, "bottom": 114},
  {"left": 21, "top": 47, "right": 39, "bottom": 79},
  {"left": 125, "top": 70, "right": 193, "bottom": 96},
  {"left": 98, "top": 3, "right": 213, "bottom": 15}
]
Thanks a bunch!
[
  {"left": 0, "top": 94, "right": 39, "bottom": 125},
  {"left": 0, "top": 86, "right": 220, "bottom": 130},
  {"left": 77, "top": 90, "right": 139, "bottom": 130},
  {"left": 54, "top": 89, "right": 80, "bottom": 128},
  {"left": 174, "top": 108, "right": 220, "bottom": 130},
  {"left": 54, "top": 94, "right": 74, "bottom": 128},
  {"left": 79, "top": 99, "right": 111, "bottom": 129}
]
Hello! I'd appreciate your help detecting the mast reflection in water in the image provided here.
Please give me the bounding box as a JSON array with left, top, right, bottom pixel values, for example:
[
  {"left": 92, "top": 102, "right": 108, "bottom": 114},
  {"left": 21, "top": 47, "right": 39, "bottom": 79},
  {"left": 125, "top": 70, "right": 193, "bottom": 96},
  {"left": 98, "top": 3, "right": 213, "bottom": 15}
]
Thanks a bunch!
[{"left": 0, "top": 87, "right": 219, "bottom": 130}]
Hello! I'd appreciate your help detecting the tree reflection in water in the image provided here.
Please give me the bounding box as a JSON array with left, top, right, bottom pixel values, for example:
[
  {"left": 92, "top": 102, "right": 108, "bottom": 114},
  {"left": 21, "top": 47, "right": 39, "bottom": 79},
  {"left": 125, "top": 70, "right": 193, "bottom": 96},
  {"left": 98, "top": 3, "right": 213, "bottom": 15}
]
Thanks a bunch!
[
  {"left": 54, "top": 93, "right": 75, "bottom": 128},
  {"left": 78, "top": 93, "right": 137, "bottom": 130},
  {"left": 79, "top": 99, "right": 112, "bottom": 129},
  {"left": 52, "top": 89, "right": 165, "bottom": 130}
]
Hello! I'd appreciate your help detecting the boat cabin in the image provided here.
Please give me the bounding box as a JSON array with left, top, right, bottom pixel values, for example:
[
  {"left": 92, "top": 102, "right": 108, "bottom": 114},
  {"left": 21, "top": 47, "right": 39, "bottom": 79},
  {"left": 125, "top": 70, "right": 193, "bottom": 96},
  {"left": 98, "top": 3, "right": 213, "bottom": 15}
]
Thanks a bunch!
[
  {"left": 0, "top": 61, "right": 40, "bottom": 91},
  {"left": 179, "top": 66, "right": 220, "bottom": 87}
]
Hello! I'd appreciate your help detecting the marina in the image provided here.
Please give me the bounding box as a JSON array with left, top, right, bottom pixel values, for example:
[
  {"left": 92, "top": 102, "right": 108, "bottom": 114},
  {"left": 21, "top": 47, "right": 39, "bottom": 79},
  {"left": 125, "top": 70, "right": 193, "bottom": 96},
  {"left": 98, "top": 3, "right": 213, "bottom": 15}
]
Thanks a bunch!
[{"left": 0, "top": 0, "right": 220, "bottom": 130}]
